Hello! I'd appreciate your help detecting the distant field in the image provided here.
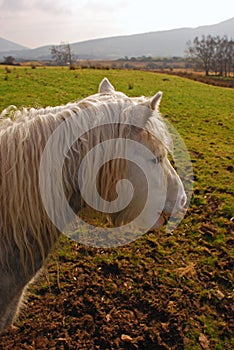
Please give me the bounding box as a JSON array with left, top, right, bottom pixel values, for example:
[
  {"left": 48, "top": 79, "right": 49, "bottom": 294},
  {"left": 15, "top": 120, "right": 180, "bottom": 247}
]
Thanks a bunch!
[{"left": 0, "top": 67, "right": 233, "bottom": 349}]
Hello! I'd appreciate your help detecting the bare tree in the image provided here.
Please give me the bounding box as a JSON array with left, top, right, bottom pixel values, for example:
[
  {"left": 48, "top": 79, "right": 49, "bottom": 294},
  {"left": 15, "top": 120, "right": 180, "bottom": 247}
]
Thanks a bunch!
[
  {"left": 187, "top": 35, "right": 234, "bottom": 77},
  {"left": 3, "top": 56, "right": 15, "bottom": 65},
  {"left": 186, "top": 35, "right": 216, "bottom": 76},
  {"left": 222, "top": 37, "right": 234, "bottom": 77},
  {"left": 51, "top": 43, "right": 74, "bottom": 66},
  {"left": 228, "top": 40, "right": 234, "bottom": 76}
]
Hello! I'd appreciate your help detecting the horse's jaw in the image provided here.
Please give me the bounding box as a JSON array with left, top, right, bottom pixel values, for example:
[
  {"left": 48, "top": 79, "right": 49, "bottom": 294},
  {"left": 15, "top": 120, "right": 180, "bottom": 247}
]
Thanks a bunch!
[{"left": 151, "top": 213, "right": 166, "bottom": 229}]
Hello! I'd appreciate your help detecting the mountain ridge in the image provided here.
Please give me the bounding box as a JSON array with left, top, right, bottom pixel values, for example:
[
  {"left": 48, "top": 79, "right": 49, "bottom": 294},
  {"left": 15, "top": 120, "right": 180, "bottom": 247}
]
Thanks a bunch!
[
  {"left": 0, "top": 17, "right": 233, "bottom": 61},
  {"left": 0, "top": 37, "right": 29, "bottom": 52}
]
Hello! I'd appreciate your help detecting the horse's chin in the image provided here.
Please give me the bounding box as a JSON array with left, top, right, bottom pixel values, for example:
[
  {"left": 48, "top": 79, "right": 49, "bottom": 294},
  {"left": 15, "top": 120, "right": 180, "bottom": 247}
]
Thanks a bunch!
[
  {"left": 110, "top": 211, "right": 171, "bottom": 230},
  {"left": 151, "top": 212, "right": 169, "bottom": 229}
]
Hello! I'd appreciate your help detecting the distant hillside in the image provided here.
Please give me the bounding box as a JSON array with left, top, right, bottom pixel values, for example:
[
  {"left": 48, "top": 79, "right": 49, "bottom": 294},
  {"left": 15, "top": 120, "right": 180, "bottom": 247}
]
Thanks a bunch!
[
  {"left": 0, "top": 18, "right": 233, "bottom": 61},
  {"left": 69, "top": 17, "right": 234, "bottom": 59},
  {"left": 0, "top": 37, "right": 29, "bottom": 52}
]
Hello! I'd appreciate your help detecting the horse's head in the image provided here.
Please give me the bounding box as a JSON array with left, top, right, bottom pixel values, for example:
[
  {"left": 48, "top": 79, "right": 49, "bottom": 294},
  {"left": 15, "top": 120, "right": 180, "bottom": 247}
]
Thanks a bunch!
[
  {"left": 39, "top": 77, "right": 188, "bottom": 246},
  {"left": 94, "top": 78, "right": 187, "bottom": 230}
]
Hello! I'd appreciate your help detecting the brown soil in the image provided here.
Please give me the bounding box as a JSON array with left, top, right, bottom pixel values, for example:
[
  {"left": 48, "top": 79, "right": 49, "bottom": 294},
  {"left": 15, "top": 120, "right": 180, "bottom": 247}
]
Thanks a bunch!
[
  {"left": 0, "top": 204, "right": 233, "bottom": 349},
  {"left": 164, "top": 71, "right": 234, "bottom": 88}
]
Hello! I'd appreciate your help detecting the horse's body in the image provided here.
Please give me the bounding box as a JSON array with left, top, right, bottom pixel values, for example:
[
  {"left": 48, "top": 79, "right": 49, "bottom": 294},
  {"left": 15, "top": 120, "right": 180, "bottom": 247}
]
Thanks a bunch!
[{"left": 0, "top": 78, "right": 186, "bottom": 333}]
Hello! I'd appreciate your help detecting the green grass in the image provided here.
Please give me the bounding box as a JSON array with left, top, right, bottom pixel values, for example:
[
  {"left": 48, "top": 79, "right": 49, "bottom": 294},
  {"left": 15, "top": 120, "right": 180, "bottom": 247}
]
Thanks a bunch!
[
  {"left": 1, "top": 66, "right": 233, "bottom": 214},
  {"left": 0, "top": 66, "right": 233, "bottom": 349}
]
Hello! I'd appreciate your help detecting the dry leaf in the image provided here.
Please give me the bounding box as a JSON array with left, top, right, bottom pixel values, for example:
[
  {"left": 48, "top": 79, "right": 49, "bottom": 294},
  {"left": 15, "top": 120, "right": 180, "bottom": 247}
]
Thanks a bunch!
[
  {"left": 177, "top": 263, "right": 196, "bottom": 277},
  {"left": 199, "top": 333, "right": 210, "bottom": 350}
]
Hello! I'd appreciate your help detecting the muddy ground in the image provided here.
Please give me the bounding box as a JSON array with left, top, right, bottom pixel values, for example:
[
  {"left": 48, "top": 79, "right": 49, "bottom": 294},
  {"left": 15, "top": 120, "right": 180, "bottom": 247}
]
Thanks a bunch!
[{"left": 0, "top": 200, "right": 233, "bottom": 350}]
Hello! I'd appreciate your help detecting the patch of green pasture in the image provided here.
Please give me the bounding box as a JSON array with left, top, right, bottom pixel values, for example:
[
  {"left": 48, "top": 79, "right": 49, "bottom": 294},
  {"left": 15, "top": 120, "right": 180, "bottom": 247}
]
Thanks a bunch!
[{"left": 1, "top": 66, "right": 233, "bottom": 217}]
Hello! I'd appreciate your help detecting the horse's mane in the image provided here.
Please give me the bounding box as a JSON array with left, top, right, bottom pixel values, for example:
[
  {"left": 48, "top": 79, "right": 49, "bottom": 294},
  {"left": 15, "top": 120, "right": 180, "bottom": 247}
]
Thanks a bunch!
[{"left": 0, "top": 93, "right": 171, "bottom": 270}]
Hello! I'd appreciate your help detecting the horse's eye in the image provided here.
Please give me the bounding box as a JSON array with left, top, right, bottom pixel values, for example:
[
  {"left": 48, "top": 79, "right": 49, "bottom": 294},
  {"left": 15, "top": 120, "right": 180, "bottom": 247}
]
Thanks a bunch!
[
  {"left": 151, "top": 158, "right": 158, "bottom": 165},
  {"left": 151, "top": 156, "right": 163, "bottom": 164}
]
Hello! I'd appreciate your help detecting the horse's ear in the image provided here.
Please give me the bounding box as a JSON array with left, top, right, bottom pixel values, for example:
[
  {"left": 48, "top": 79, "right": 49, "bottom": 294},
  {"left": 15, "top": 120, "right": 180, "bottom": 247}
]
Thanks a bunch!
[
  {"left": 99, "top": 78, "right": 115, "bottom": 93},
  {"left": 150, "top": 91, "right": 163, "bottom": 110}
]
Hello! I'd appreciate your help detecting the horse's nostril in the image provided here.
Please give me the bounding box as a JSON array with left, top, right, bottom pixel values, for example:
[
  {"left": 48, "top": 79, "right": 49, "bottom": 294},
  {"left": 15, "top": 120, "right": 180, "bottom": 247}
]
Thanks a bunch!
[{"left": 181, "top": 195, "right": 187, "bottom": 208}]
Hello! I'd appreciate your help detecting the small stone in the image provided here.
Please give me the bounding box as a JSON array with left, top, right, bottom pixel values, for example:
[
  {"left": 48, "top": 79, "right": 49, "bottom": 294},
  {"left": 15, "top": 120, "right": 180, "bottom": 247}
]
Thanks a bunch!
[
  {"left": 106, "top": 313, "right": 111, "bottom": 322},
  {"left": 121, "top": 334, "right": 133, "bottom": 342},
  {"left": 213, "top": 289, "right": 225, "bottom": 300},
  {"left": 35, "top": 336, "right": 49, "bottom": 348}
]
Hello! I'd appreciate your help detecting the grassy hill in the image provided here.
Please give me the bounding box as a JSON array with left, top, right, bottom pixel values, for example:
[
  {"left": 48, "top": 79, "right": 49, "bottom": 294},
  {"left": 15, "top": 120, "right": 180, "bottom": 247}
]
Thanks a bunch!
[{"left": 0, "top": 67, "right": 233, "bottom": 349}]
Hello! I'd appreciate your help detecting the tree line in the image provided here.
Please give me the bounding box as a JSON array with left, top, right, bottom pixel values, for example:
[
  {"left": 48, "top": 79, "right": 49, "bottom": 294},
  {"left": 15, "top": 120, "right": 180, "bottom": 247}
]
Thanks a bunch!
[
  {"left": 2, "top": 36, "right": 233, "bottom": 78},
  {"left": 187, "top": 35, "right": 233, "bottom": 76},
  {"left": 51, "top": 36, "right": 233, "bottom": 77}
]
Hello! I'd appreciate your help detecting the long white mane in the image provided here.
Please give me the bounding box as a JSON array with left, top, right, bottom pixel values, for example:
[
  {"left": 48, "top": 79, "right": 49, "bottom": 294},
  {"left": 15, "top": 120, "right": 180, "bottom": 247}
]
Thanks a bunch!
[{"left": 0, "top": 80, "right": 171, "bottom": 268}]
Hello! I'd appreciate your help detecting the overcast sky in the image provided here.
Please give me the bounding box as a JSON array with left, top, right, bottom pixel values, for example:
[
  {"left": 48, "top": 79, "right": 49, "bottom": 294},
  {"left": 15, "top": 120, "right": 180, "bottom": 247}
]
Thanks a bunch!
[{"left": 0, "top": 0, "right": 233, "bottom": 48}]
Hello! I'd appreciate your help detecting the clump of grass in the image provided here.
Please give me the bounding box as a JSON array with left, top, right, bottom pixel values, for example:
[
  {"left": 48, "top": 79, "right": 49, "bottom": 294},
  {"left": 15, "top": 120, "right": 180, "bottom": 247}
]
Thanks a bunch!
[
  {"left": 69, "top": 64, "right": 76, "bottom": 70},
  {"left": 5, "top": 66, "right": 11, "bottom": 74}
]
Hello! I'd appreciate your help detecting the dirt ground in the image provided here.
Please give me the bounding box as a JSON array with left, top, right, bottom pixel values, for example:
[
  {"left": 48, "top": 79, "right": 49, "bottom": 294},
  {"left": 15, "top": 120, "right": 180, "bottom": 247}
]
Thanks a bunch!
[{"left": 0, "top": 211, "right": 233, "bottom": 349}]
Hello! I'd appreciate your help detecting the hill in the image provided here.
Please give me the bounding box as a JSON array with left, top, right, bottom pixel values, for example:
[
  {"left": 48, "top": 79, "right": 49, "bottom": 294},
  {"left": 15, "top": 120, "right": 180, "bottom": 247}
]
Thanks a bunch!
[
  {"left": 69, "top": 17, "right": 234, "bottom": 59},
  {"left": 0, "top": 37, "right": 29, "bottom": 52},
  {"left": 0, "top": 18, "right": 233, "bottom": 61}
]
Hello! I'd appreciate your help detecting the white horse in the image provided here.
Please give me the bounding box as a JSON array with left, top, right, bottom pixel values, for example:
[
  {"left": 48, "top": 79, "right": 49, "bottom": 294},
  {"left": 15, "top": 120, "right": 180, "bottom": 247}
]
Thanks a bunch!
[{"left": 0, "top": 78, "right": 186, "bottom": 333}]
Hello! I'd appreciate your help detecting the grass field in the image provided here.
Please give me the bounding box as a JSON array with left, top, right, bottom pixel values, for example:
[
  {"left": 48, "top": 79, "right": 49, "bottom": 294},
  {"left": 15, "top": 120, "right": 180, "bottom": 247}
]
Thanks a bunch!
[{"left": 0, "top": 67, "right": 233, "bottom": 349}]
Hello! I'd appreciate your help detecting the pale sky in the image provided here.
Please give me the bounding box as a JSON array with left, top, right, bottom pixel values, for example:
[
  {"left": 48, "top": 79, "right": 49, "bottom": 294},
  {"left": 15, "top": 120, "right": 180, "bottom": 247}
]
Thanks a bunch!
[{"left": 0, "top": 0, "right": 233, "bottom": 48}]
